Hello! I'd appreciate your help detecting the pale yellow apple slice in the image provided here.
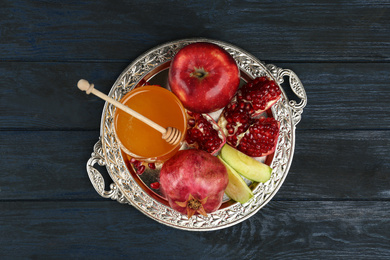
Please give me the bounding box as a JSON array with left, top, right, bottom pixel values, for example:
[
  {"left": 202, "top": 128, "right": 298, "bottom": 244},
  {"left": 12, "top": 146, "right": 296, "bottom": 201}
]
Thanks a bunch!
[
  {"left": 220, "top": 144, "right": 272, "bottom": 183},
  {"left": 218, "top": 156, "right": 253, "bottom": 204}
]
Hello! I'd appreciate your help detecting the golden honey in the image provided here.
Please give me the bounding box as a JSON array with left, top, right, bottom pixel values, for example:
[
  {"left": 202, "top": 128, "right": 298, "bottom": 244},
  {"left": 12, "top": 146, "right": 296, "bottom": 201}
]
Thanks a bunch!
[{"left": 114, "top": 85, "right": 187, "bottom": 162}]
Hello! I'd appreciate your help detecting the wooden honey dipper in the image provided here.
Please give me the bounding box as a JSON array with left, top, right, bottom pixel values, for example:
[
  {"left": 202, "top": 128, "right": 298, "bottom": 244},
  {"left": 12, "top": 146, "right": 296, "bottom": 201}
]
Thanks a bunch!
[{"left": 77, "top": 79, "right": 182, "bottom": 145}]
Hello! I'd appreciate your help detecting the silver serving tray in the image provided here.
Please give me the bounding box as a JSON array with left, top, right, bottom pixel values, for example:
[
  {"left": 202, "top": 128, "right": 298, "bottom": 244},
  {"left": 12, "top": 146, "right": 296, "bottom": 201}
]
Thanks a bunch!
[{"left": 86, "top": 38, "right": 307, "bottom": 231}]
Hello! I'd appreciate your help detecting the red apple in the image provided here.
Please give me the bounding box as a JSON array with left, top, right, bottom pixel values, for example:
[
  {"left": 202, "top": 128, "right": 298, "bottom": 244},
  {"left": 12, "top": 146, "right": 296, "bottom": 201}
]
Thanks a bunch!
[{"left": 168, "top": 42, "right": 240, "bottom": 113}]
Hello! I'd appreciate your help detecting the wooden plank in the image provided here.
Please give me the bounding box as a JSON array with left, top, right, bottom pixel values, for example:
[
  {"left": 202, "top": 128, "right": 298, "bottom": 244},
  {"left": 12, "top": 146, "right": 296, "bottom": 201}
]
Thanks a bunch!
[
  {"left": 281, "top": 62, "right": 390, "bottom": 130},
  {"left": 0, "top": 131, "right": 101, "bottom": 200},
  {"left": 0, "top": 1, "right": 389, "bottom": 62},
  {"left": 277, "top": 129, "right": 390, "bottom": 200},
  {"left": 1, "top": 130, "right": 389, "bottom": 200},
  {"left": 0, "top": 62, "right": 126, "bottom": 130},
  {"left": 1, "top": 62, "right": 390, "bottom": 130},
  {"left": 0, "top": 201, "right": 389, "bottom": 258}
]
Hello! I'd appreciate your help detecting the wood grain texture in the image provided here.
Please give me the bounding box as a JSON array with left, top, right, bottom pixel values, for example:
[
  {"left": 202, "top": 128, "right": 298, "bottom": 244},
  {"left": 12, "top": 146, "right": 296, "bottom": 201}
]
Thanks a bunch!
[
  {"left": 0, "top": 0, "right": 389, "bottom": 62},
  {"left": 278, "top": 62, "right": 390, "bottom": 130},
  {"left": 1, "top": 62, "right": 390, "bottom": 130},
  {"left": 281, "top": 130, "right": 390, "bottom": 199},
  {"left": 0, "top": 62, "right": 126, "bottom": 130},
  {"left": 0, "top": 201, "right": 389, "bottom": 259},
  {"left": 0, "top": 131, "right": 100, "bottom": 200},
  {"left": 1, "top": 0, "right": 390, "bottom": 257},
  {"left": 1, "top": 130, "right": 389, "bottom": 200}
]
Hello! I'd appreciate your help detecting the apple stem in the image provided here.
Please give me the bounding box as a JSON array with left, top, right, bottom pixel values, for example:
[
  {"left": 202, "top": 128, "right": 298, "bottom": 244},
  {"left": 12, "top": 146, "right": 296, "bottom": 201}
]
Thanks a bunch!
[{"left": 190, "top": 68, "right": 209, "bottom": 80}]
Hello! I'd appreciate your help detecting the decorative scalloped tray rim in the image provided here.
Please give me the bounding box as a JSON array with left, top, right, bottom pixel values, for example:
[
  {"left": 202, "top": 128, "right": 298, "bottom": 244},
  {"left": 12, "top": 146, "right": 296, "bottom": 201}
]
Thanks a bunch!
[{"left": 87, "top": 38, "right": 306, "bottom": 231}]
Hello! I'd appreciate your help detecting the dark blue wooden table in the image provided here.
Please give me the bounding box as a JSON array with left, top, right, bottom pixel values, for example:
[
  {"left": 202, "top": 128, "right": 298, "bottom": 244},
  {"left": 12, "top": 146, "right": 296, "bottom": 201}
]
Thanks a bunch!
[{"left": 1, "top": 0, "right": 390, "bottom": 259}]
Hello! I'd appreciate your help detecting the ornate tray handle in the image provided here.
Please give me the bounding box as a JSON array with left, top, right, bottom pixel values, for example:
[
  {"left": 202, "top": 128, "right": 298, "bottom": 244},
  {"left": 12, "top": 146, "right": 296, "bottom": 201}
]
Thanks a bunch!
[
  {"left": 86, "top": 139, "right": 131, "bottom": 205},
  {"left": 266, "top": 64, "right": 307, "bottom": 126},
  {"left": 83, "top": 39, "right": 306, "bottom": 230}
]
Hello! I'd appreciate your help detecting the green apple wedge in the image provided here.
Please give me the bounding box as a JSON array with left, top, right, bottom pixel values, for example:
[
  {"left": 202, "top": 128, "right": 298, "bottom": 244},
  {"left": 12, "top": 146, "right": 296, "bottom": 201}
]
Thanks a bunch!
[
  {"left": 220, "top": 144, "right": 272, "bottom": 183},
  {"left": 218, "top": 156, "right": 253, "bottom": 204}
]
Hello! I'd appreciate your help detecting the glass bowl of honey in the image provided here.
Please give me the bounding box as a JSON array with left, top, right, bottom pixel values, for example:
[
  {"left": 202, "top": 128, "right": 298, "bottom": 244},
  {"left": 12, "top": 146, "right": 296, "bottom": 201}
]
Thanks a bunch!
[{"left": 114, "top": 85, "right": 187, "bottom": 163}]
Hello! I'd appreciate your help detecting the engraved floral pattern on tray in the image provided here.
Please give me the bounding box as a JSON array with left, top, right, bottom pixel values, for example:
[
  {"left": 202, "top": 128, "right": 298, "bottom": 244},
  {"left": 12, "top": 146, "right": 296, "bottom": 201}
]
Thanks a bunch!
[{"left": 93, "top": 38, "right": 306, "bottom": 231}]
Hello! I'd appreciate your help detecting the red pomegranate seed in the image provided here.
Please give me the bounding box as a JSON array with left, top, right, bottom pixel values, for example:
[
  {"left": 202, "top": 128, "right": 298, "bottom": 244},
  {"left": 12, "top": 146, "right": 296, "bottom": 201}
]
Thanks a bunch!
[
  {"left": 131, "top": 159, "right": 143, "bottom": 168},
  {"left": 188, "top": 119, "right": 196, "bottom": 127},
  {"left": 148, "top": 163, "right": 156, "bottom": 170},
  {"left": 136, "top": 165, "right": 146, "bottom": 175},
  {"left": 150, "top": 182, "right": 160, "bottom": 189},
  {"left": 130, "top": 157, "right": 137, "bottom": 164}
]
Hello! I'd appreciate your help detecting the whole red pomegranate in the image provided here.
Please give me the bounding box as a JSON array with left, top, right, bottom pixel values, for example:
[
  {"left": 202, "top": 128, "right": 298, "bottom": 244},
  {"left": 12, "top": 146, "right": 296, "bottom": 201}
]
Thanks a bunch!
[{"left": 160, "top": 149, "right": 228, "bottom": 218}]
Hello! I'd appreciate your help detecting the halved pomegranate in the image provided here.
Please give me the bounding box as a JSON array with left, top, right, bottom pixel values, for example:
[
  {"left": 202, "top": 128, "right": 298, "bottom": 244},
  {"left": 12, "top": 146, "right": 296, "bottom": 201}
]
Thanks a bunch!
[
  {"left": 218, "top": 76, "right": 281, "bottom": 157},
  {"left": 185, "top": 111, "right": 226, "bottom": 155},
  {"left": 218, "top": 100, "right": 251, "bottom": 147},
  {"left": 237, "top": 117, "right": 280, "bottom": 157},
  {"left": 236, "top": 76, "right": 282, "bottom": 116}
]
